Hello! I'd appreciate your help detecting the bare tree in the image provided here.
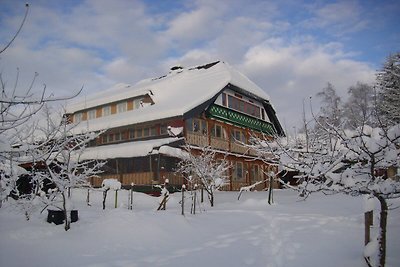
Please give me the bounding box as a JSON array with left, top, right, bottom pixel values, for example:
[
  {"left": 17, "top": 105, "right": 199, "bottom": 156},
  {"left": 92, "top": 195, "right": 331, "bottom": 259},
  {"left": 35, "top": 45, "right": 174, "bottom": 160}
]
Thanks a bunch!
[
  {"left": 0, "top": 2, "right": 81, "bottom": 213},
  {"left": 176, "top": 145, "right": 230, "bottom": 207},
  {"left": 343, "top": 82, "right": 376, "bottom": 129},
  {"left": 36, "top": 106, "right": 105, "bottom": 231},
  {"left": 315, "top": 82, "right": 342, "bottom": 129},
  {"left": 250, "top": 113, "right": 399, "bottom": 267}
]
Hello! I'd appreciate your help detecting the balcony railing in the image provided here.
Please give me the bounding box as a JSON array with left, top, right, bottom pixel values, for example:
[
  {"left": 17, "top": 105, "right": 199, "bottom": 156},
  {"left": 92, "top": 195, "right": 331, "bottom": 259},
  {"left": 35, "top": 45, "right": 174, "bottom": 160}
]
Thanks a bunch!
[{"left": 207, "top": 104, "right": 276, "bottom": 135}]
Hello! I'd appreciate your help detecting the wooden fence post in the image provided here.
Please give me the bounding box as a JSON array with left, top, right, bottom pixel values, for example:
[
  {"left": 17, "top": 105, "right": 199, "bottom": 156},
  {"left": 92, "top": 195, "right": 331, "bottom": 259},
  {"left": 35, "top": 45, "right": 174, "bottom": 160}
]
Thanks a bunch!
[
  {"left": 115, "top": 190, "right": 118, "bottom": 208},
  {"left": 365, "top": 210, "right": 373, "bottom": 245},
  {"left": 181, "top": 184, "right": 186, "bottom": 216}
]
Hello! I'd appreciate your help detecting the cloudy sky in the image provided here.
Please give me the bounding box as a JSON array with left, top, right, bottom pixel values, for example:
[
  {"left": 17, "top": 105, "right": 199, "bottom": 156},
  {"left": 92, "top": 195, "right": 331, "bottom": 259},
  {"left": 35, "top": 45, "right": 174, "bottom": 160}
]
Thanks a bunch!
[{"left": 1, "top": 0, "right": 399, "bottom": 130}]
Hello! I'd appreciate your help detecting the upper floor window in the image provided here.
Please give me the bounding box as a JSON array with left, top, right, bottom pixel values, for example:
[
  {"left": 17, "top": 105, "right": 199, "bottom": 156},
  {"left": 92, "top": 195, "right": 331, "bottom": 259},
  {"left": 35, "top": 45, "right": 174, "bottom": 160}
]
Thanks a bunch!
[
  {"left": 211, "top": 124, "right": 226, "bottom": 139},
  {"left": 133, "top": 98, "right": 142, "bottom": 109},
  {"left": 87, "top": 109, "right": 96, "bottom": 120},
  {"left": 117, "top": 102, "right": 127, "bottom": 113},
  {"left": 186, "top": 118, "right": 207, "bottom": 135},
  {"left": 227, "top": 94, "right": 261, "bottom": 119},
  {"left": 231, "top": 129, "right": 246, "bottom": 143},
  {"left": 103, "top": 106, "right": 111, "bottom": 117}
]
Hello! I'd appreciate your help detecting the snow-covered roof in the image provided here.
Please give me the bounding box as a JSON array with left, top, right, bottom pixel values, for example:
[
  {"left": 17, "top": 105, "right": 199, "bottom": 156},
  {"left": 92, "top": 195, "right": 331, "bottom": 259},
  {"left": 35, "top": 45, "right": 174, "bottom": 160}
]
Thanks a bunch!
[
  {"left": 67, "top": 61, "right": 272, "bottom": 133},
  {"left": 79, "top": 137, "right": 181, "bottom": 160}
]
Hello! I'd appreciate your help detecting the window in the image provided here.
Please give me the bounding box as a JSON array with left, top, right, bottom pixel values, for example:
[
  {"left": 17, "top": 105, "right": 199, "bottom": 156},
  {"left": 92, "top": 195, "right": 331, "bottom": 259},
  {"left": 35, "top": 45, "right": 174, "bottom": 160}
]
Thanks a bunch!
[
  {"left": 133, "top": 98, "right": 142, "bottom": 109},
  {"left": 129, "top": 129, "right": 135, "bottom": 139},
  {"left": 251, "top": 164, "right": 262, "bottom": 182},
  {"left": 136, "top": 128, "right": 143, "bottom": 138},
  {"left": 74, "top": 112, "right": 83, "bottom": 123},
  {"left": 150, "top": 127, "right": 157, "bottom": 136},
  {"left": 87, "top": 109, "right": 96, "bottom": 120},
  {"left": 102, "top": 135, "right": 107, "bottom": 143},
  {"left": 143, "top": 127, "right": 150, "bottom": 137},
  {"left": 186, "top": 118, "right": 207, "bottom": 134},
  {"left": 211, "top": 124, "right": 226, "bottom": 139},
  {"left": 115, "top": 132, "right": 121, "bottom": 141},
  {"left": 231, "top": 129, "right": 246, "bottom": 143},
  {"left": 233, "top": 162, "right": 244, "bottom": 181},
  {"left": 222, "top": 93, "right": 227, "bottom": 106},
  {"left": 227, "top": 94, "right": 261, "bottom": 118},
  {"left": 117, "top": 102, "right": 127, "bottom": 113},
  {"left": 108, "top": 134, "right": 114, "bottom": 142},
  {"left": 160, "top": 124, "right": 168, "bottom": 135},
  {"left": 103, "top": 106, "right": 111, "bottom": 117}
]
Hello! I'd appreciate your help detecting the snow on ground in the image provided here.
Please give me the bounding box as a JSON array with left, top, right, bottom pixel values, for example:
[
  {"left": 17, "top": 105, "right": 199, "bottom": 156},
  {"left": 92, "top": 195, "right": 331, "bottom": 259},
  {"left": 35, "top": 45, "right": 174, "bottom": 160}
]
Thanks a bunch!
[{"left": 1, "top": 189, "right": 399, "bottom": 267}]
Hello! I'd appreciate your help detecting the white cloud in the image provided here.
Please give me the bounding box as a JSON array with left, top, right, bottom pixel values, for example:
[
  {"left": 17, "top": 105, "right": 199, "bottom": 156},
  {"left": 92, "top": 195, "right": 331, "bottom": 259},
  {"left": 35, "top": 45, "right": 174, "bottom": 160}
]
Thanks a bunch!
[
  {"left": 239, "top": 39, "right": 376, "bottom": 128},
  {"left": 303, "top": 1, "right": 369, "bottom": 36}
]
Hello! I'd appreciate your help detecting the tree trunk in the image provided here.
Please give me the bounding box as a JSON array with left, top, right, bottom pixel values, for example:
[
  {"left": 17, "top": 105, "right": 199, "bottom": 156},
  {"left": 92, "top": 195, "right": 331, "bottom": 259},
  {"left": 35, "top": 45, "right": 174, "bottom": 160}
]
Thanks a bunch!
[
  {"left": 209, "top": 192, "right": 214, "bottom": 207},
  {"left": 376, "top": 195, "right": 388, "bottom": 267},
  {"left": 62, "top": 192, "right": 70, "bottom": 231}
]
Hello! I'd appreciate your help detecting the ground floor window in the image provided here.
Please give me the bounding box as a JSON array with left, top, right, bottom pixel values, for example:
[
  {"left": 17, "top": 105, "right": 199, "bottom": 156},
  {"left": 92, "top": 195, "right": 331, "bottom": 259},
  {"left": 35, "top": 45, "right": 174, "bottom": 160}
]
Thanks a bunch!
[
  {"left": 251, "top": 164, "right": 263, "bottom": 182},
  {"left": 232, "top": 161, "right": 244, "bottom": 181}
]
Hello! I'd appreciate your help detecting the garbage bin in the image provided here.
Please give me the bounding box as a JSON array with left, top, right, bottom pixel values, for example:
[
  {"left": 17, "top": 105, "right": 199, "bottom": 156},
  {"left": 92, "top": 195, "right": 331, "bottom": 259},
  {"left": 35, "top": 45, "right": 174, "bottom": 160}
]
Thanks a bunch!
[{"left": 47, "top": 210, "right": 78, "bottom": 225}]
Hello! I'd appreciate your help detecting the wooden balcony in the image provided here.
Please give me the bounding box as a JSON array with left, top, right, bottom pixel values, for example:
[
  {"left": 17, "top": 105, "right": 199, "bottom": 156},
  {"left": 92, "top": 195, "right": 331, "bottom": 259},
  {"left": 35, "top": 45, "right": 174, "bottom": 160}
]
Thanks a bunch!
[
  {"left": 231, "top": 142, "right": 248, "bottom": 155},
  {"left": 186, "top": 132, "right": 209, "bottom": 147},
  {"left": 210, "top": 137, "right": 229, "bottom": 151}
]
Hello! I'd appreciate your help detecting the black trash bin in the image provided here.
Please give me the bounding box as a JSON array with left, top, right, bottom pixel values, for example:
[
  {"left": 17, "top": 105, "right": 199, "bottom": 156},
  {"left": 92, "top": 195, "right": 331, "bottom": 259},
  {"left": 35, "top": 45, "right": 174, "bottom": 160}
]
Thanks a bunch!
[{"left": 47, "top": 210, "right": 78, "bottom": 225}]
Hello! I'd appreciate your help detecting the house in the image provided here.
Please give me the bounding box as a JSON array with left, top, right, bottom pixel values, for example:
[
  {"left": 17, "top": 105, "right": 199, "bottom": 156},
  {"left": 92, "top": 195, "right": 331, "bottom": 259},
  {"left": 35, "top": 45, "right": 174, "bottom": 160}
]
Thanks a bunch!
[{"left": 65, "top": 61, "right": 284, "bottom": 191}]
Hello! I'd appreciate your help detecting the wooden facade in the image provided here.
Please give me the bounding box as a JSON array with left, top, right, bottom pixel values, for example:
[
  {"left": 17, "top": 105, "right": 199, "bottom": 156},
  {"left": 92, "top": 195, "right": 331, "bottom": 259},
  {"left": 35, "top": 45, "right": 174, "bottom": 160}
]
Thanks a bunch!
[{"left": 88, "top": 110, "right": 279, "bottom": 191}]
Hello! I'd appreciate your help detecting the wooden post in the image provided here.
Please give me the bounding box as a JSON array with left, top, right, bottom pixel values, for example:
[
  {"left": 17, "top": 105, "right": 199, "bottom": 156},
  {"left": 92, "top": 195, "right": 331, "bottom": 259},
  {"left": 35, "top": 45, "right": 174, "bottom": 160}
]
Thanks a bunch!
[
  {"left": 129, "top": 183, "right": 134, "bottom": 210},
  {"left": 86, "top": 188, "right": 91, "bottom": 206},
  {"left": 181, "top": 184, "right": 186, "bottom": 216},
  {"left": 365, "top": 210, "right": 373, "bottom": 245},
  {"left": 115, "top": 190, "right": 118, "bottom": 208},
  {"left": 102, "top": 189, "right": 109, "bottom": 210}
]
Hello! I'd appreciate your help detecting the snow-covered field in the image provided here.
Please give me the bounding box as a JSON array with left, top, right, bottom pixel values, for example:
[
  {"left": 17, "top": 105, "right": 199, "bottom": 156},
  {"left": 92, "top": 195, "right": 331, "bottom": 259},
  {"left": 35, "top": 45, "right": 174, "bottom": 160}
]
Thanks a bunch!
[{"left": 1, "top": 189, "right": 399, "bottom": 267}]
